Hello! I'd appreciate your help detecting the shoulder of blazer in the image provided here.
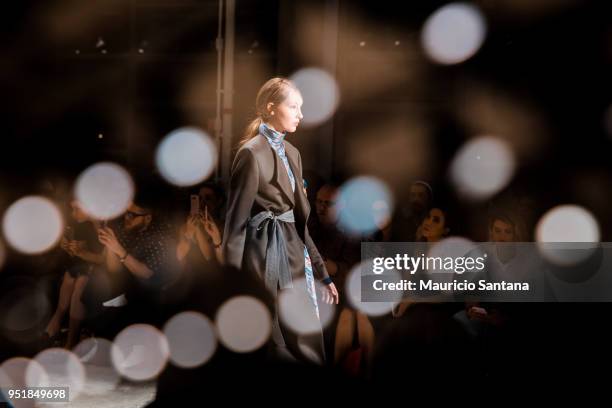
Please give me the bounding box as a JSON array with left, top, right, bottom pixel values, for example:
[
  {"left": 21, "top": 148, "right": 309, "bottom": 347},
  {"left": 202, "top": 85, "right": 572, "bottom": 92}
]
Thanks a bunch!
[
  {"left": 239, "top": 134, "right": 270, "bottom": 155},
  {"left": 235, "top": 135, "right": 270, "bottom": 166}
]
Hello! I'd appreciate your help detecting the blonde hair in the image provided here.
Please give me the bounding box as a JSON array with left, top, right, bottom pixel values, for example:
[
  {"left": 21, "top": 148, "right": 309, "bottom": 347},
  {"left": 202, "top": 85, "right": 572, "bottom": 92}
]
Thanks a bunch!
[{"left": 239, "top": 77, "right": 298, "bottom": 147}]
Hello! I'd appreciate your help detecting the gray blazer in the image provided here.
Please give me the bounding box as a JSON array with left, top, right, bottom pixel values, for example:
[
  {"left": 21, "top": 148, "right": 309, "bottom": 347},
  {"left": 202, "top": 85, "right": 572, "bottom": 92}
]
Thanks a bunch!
[{"left": 223, "top": 134, "right": 330, "bottom": 285}]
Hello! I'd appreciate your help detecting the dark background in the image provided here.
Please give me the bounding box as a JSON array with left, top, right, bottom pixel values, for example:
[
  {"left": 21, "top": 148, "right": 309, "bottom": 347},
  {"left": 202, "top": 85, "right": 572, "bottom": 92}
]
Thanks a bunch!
[
  {"left": 0, "top": 0, "right": 611, "bottom": 390},
  {"left": 1, "top": 0, "right": 611, "bottom": 242}
]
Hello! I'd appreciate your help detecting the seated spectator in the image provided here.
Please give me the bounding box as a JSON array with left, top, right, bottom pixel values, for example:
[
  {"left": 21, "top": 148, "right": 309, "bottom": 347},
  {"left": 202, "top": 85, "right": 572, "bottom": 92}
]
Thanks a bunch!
[
  {"left": 390, "top": 181, "right": 433, "bottom": 242},
  {"left": 463, "top": 209, "right": 538, "bottom": 324},
  {"left": 176, "top": 184, "right": 224, "bottom": 265},
  {"left": 43, "top": 200, "right": 103, "bottom": 349},
  {"left": 393, "top": 207, "right": 451, "bottom": 316},
  {"left": 373, "top": 207, "right": 472, "bottom": 383},
  {"left": 309, "top": 182, "right": 376, "bottom": 373},
  {"left": 169, "top": 187, "right": 225, "bottom": 314},
  {"left": 83, "top": 194, "right": 176, "bottom": 336}
]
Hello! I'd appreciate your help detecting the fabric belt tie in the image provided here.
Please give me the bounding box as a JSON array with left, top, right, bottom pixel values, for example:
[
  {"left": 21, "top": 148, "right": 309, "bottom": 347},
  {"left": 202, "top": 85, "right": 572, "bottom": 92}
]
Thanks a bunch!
[{"left": 248, "top": 209, "right": 295, "bottom": 297}]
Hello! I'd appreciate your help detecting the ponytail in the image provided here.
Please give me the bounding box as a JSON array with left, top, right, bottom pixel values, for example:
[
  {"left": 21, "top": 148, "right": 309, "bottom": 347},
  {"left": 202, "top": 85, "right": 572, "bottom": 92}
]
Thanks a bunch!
[{"left": 239, "top": 116, "right": 263, "bottom": 148}]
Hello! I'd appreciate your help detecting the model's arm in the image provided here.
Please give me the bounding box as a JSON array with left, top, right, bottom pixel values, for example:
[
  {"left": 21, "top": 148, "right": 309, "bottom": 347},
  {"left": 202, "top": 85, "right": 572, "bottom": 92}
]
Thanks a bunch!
[
  {"left": 295, "top": 150, "right": 330, "bottom": 282},
  {"left": 223, "top": 148, "right": 259, "bottom": 269},
  {"left": 304, "top": 227, "right": 329, "bottom": 282}
]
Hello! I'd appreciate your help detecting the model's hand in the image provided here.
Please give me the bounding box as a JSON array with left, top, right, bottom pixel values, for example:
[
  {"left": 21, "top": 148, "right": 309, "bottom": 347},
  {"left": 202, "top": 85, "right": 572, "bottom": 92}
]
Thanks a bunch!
[{"left": 321, "top": 282, "right": 339, "bottom": 305}]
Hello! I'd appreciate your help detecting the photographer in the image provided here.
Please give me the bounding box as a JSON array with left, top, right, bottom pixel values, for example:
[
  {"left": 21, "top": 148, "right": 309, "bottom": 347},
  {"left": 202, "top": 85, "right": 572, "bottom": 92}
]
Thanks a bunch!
[{"left": 176, "top": 188, "right": 224, "bottom": 265}]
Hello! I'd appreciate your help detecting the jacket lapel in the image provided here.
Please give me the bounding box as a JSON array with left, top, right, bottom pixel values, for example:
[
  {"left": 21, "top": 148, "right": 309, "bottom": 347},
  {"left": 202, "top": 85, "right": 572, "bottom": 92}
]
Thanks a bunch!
[
  {"left": 271, "top": 143, "right": 295, "bottom": 206},
  {"left": 286, "top": 148, "right": 306, "bottom": 211},
  {"left": 286, "top": 148, "right": 311, "bottom": 232}
]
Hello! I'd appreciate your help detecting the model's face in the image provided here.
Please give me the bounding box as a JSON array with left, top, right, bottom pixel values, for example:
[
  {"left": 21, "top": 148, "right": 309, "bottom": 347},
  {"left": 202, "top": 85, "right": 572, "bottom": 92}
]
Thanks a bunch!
[
  {"left": 490, "top": 219, "right": 516, "bottom": 242},
  {"left": 421, "top": 208, "right": 447, "bottom": 242},
  {"left": 268, "top": 89, "right": 303, "bottom": 133}
]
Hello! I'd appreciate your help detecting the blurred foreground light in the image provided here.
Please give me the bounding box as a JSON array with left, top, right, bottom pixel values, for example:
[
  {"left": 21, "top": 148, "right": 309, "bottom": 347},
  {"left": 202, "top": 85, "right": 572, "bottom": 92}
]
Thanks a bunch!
[
  {"left": 27, "top": 348, "right": 85, "bottom": 401},
  {"left": 156, "top": 127, "right": 217, "bottom": 187},
  {"left": 536, "top": 205, "right": 600, "bottom": 266},
  {"left": 111, "top": 324, "right": 170, "bottom": 382},
  {"left": 428, "top": 237, "right": 478, "bottom": 274},
  {"left": 216, "top": 296, "right": 271, "bottom": 353},
  {"left": 278, "top": 278, "right": 335, "bottom": 335},
  {"left": 450, "top": 136, "right": 515, "bottom": 200},
  {"left": 2, "top": 196, "right": 63, "bottom": 255},
  {"left": 290, "top": 68, "right": 340, "bottom": 127},
  {"left": 336, "top": 176, "right": 394, "bottom": 237},
  {"left": 75, "top": 162, "right": 134, "bottom": 220},
  {"left": 1, "top": 357, "right": 43, "bottom": 408},
  {"left": 346, "top": 260, "right": 401, "bottom": 316},
  {"left": 73, "top": 338, "right": 121, "bottom": 394},
  {"left": 421, "top": 2, "right": 486, "bottom": 65},
  {"left": 164, "top": 311, "right": 217, "bottom": 369},
  {"left": 1, "top": 358, "right": 37, "bottom": 388}
]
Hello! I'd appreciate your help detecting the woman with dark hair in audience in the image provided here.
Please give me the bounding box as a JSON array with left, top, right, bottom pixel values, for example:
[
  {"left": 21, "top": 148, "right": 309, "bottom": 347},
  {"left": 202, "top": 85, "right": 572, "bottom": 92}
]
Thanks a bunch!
[{"left": 373, "top": 206, "right": 473, "bottom": 384}]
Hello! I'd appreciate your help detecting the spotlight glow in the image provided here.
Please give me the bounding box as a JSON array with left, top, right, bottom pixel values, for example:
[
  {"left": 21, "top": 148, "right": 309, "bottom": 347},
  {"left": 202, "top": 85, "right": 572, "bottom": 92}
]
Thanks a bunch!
[
  {"left": 156, "top": 127, "right": 217, "bottom": 187},
  {"left": 215, "top": 296, "right": 271, "bottom": 353},
  {"left": 336, "top": 176, "right": 394, "bottom": 237},
  {"left": 537, "top": 205, "right": 600, "bottom": 243},
  {"left": 427, "top": 237, "right": 478, "bottom": 284},
  {"left": 73, "top": 338, "right": 121, "bottom": 394},
  {"left": 0, "top": 358, "right": 34, "bottom": 388},
  {"left": 421, "top": 2, "right": 486, "bottom": 65},
  {"left": 278, "top": 278, "right": 335, "bottom": 335},
  {"left": 346, "top": 260, "right": 401, "bottom": 316},
  {"left": 2, "top": 196, "right": 63, "bottom": 254},
  {"left": 1, "top": 357, "right": 43, "bottom": 408},
  {"left": 111, "top": 324, "right": 170, "bottom": 382},
  {"left": 450, "top": 136, "right": 515, "bottom": 200},
  {"left": 75, "top": 162, "right": 134, "bottom": 220},
  {"left": 427, "top": 237, "right": 478, "bottom": 269},
  {"left": 164, "top": 311, "right": 217, "bottom": 369},
  {"left": 290, "top": 68, "right": 340, "bottom": 127},
  {"left": 536, "top": 205, "right": 600, "bottom": 265},
  {"left": 27, "top": 348, "right": 85, "bottom": 401}
]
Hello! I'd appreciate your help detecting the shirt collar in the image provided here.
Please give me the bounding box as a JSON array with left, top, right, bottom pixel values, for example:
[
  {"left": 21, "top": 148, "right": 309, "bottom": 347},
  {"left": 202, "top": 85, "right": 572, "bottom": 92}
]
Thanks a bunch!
[{"left": 260, "top": 122, "right": 286, "bottom": 144}]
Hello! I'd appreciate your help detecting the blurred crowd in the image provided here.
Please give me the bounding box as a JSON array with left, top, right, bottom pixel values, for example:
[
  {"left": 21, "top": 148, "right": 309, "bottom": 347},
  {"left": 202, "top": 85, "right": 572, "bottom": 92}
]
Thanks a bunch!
[{"left": 0, "top": 168, "right": 562, "bottom": 396}]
